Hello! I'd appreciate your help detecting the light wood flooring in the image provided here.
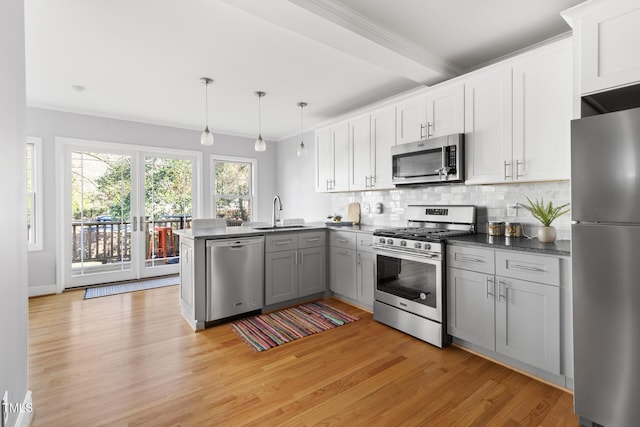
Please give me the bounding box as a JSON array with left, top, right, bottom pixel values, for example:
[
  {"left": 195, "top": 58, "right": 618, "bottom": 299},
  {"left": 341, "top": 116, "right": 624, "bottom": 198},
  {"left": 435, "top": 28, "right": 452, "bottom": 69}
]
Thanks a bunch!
[{"left": 28, "top": 286, "right": 579, "bottom": 426}]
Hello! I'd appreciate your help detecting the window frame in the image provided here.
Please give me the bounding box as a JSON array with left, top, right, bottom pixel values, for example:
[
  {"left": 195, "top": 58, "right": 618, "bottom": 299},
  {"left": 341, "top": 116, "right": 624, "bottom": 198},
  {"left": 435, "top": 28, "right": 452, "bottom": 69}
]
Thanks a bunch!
[
  {"left": 26, "top": 136, "right": 44, "bottom": 251},
  {"left": 210, "top": 155, "right": 258, "bottom": 223}
]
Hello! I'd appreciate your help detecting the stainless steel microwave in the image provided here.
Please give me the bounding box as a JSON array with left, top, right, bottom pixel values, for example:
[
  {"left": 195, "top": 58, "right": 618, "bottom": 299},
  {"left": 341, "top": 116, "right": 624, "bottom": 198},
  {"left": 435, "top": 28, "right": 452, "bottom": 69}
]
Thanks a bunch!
[{"left": 391, "top": 134, "right": 464, "bottom": 186}]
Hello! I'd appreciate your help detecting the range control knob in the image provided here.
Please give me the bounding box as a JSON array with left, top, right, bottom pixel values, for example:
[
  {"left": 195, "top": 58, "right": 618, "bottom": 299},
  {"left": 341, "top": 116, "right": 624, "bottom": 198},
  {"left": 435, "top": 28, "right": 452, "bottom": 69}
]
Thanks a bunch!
[
  {"left": 414, "top": 242, "right": 422, "bottom": 249},
  {"left": 424, "top": 243, "right": 431, "bottom": 250},
  {"left": 386, "top": 239, "right": 394, "bottom": 245},
  {"left": 400, "top": 240, "right": 407, "bottom": 247},
  {"left": 379, "top": 237, "right": 386, "bottom": 244}
]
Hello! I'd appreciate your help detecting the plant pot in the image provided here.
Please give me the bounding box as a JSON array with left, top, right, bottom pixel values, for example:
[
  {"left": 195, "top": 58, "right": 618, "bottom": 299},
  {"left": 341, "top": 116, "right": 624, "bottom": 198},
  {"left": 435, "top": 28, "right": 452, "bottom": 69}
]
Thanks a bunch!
[{"left": 537, "top": 226, "right": 557, "bottom": 243}]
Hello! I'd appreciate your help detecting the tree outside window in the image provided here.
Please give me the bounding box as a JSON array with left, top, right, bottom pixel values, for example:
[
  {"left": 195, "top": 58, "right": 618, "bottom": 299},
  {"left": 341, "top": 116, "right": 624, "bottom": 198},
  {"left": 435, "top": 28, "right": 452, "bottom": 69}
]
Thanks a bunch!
[{"left": 213, "top": 157, "right": 254, "bottom": 225}]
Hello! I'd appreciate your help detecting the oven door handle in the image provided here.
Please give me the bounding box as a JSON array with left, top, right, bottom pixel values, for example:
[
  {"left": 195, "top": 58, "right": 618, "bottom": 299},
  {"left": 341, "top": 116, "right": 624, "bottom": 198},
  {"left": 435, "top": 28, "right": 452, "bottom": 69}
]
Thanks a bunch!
[{"left": 374, "top": 246, "right": 441, "bottom": 263}]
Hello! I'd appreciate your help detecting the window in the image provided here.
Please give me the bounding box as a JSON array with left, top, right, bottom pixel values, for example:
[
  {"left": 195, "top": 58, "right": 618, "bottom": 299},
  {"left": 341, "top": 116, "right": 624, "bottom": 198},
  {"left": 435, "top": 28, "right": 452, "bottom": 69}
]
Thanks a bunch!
[
  {"left": 212, "top": 155, "right": 256, "bottom": 226},
  {"left": 26, "top": 136, "right": 43, "bottom": 250}
]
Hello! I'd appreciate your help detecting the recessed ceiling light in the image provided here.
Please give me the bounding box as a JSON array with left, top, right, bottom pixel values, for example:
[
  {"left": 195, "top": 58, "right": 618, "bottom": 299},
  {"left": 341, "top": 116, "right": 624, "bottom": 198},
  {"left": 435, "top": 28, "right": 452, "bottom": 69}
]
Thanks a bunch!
[{"left": 71, "top": 84, "right": 85, "bottom": 92}]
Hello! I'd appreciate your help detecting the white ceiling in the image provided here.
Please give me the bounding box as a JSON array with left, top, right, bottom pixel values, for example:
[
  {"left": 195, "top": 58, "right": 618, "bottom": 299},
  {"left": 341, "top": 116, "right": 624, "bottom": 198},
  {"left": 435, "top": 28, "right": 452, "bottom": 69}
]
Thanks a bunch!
[{"left": 24, "top": 0, "right": 584, "bottom": 142}]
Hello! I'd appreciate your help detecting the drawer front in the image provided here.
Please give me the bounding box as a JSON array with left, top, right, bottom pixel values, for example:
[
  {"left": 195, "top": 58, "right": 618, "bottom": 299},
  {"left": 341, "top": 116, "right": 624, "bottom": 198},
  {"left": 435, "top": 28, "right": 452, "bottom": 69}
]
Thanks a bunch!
[
  {"left": 356, "top": 233, "right": 374, "bottom": 253},
  {"left": 298, "top": 231, "right": 326, "bottom": 249},
  {"left": 447, "top": 245, "right": 495, "bottom": 275},
  {"left": 330, "top": 230, "right": 357, "bottom": 250},
  {"left": 495, "top": 251, "right": 559, "bottom": 286},
  {"left": 265, "top": 234, "right": 298, "bottom": 253}
]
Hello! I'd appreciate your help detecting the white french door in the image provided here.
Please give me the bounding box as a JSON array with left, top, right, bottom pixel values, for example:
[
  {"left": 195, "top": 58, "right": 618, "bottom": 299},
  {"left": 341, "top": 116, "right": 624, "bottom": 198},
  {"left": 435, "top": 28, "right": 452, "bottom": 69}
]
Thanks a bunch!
[{"left": 58, "top": 138, "right": 201, "bottom": 289}]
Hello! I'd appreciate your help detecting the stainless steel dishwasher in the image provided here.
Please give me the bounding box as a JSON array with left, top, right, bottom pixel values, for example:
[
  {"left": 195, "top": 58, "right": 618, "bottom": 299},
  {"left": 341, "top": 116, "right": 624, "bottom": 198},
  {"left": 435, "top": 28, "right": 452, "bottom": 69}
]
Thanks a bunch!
[{"left": 206, "top": 236, "right": 264, "bottom": 321}]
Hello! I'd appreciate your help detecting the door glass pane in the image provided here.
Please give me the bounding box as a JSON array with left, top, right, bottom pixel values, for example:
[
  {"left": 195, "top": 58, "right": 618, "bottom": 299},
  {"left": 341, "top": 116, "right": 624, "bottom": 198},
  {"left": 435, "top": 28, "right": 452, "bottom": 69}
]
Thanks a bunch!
[
  {"left": 71, "top": 152, "right": 132, "bottom": 276},
  {"left": 214, "top": 160, "right": 252, "bottom": 225},
  {"left": 145, "top": 156, "right": 192, "bottom": 268}
]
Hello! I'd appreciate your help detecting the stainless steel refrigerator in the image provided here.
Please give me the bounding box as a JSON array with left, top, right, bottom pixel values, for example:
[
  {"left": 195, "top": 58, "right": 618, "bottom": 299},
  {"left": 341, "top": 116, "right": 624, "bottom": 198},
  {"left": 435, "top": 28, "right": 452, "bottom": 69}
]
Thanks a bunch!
[{"left": 571, "top": 106, "right": 640, "bottom": 427}]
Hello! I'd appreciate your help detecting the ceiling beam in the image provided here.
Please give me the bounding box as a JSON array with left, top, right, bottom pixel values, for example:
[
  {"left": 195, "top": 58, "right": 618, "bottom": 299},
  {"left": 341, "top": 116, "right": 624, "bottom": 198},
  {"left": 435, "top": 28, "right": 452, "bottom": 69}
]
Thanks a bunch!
[{"left": 220, "top": 0, "right": 461, "bottom": 85}]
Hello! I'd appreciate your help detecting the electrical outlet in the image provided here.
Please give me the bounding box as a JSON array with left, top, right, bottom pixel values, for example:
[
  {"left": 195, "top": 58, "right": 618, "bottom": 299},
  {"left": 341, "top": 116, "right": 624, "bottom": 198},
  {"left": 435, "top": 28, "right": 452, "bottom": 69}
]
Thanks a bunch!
[
  {"left": 2, "top": 390, "right": 8, "bottom": 426},
  {"left": 362, "top": 203, "right": 370, "bottom": 214}
]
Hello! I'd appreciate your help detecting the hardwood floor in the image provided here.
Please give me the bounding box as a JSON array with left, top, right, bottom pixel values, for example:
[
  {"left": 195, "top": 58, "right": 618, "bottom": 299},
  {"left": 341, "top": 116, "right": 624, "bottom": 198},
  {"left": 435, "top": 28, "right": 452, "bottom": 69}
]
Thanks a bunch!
[{"left": 28, "top": 287, "right": 579, "bottom": 426}]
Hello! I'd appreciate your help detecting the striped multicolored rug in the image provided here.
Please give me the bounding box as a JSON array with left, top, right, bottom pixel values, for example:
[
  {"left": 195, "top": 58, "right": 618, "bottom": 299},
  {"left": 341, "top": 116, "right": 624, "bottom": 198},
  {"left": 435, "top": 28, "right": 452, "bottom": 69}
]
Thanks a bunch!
[{"left": 231, "top": 302, "right": 359, "bottom": 352}]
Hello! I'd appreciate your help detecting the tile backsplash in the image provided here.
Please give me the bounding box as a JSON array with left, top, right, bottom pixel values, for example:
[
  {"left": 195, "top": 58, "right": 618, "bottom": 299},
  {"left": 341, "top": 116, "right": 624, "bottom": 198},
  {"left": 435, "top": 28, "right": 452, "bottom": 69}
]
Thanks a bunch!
[{"left": 331, "top": 181, "right": 571, "bottom": 240}]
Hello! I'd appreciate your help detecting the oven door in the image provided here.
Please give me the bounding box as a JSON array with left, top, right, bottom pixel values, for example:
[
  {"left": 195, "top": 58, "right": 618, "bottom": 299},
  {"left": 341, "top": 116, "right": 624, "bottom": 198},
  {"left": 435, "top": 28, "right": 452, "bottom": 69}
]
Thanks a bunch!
[{"left": 374, "top": 246, "right": 443, "bottom": 323}]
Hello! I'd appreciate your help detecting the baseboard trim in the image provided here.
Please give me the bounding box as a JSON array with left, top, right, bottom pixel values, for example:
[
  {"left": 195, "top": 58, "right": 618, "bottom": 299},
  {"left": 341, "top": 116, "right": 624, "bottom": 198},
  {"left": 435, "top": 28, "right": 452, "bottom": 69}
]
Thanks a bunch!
[
  {"left": 28, "top": 285, "right": 58, "bottom": 297},
  {"left": 15, "top": 390, "right": 33, "bottom": 427}
]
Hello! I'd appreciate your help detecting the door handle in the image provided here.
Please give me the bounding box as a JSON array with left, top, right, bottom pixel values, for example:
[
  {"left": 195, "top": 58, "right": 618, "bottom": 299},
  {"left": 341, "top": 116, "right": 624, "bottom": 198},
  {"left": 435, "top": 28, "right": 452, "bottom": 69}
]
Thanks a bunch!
[
  {"left": 370, "top": 175, "right": 375, "bottom": 187},
  {"left": 357, "top": 253, "right": 361, "bottom": 265},
  {"left": 516, "top": 160, "right": 524, "bottom": 179},
  {"left": 300, "top": 250, "right": 303, "bottom": 265},
  {"left": 133, "top": 216, "right": 137, "bottom": 232},
  {"left": 486, "top": 277, "right": 494, "bottom": 298},
  {"left": 275, "top": 240, "right": 292, "bottom": 246},
  {"left": 365, "top": 175, "right": 370, "bottom": 189},
  {"left": 498, "top": 280, "right": 507, "bottom": 300},
  {"left": 294, "top": 251, "right": 298, "bottom": 265},
  {"left": 140, "top": 216, "right": 145, "bottom": 232},
  {"left": 504, "top": 161, "right": 512, "bottom": 180},
  {"left": 420, "top": 123, "right": 426, "bottom": 139},
  {"left": 427, "top": 121, "right": 434, "bottom": 137}
]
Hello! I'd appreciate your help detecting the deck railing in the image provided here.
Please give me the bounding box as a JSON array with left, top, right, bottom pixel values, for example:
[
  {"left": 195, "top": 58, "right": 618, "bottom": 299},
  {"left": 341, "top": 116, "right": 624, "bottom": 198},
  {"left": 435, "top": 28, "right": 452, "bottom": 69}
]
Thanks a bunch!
[{"left": 71, "top": 218, "right": 192, "bottom": 264}]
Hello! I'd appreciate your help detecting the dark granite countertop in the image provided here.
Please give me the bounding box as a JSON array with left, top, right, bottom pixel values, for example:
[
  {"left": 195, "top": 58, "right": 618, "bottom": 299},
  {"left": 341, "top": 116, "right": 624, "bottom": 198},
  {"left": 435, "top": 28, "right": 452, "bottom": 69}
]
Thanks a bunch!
[{"left": 446, "top": 234, "right": 570, "bottom": 257}]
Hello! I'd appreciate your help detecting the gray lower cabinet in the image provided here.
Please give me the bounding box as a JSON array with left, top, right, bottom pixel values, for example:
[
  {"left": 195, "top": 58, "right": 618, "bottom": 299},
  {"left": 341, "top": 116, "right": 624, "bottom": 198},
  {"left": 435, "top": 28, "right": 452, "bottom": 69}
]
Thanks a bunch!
[
  {"left": 265, "top": 231, "right": 326, "bottom": 305},
  {"left": 330, "top": 230, "right": 375, "bottom": 308},
  {"left": 330, "top": 246, "right": 357, "bottom": 300},
  {"left": 447, "top": 245, "right": 561, "bottom": 375}
]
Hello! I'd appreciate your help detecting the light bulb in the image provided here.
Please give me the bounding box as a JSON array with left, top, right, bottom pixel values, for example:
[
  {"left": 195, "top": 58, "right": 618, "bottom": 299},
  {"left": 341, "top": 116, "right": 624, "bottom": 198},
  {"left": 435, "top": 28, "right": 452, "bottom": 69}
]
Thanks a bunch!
[
  {"left": 255, "top": 135, "right": 266, "bottom": 152},
  {"left": 201, "top": 127, "right": 214, "bottom": 146}
]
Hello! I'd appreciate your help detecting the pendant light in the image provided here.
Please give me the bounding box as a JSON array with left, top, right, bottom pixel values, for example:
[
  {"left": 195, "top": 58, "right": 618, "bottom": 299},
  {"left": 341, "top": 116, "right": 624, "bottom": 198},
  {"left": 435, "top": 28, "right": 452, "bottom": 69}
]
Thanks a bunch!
[
  {"left": 254, "top": 91, "right": 267, "bottom": 152},
  {"left": 296, "top": 102, "right": 307, "bottom": 157},
  {"left": 200, "top": 77, "right": 214, "bottom": 146}
]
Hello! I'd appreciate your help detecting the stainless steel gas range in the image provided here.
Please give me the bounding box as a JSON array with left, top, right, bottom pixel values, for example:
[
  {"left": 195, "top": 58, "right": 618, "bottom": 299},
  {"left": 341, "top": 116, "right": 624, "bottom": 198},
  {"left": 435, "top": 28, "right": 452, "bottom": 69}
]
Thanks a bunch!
[{"left": 372, "top": 205, "right": 476, "bottom": 348}]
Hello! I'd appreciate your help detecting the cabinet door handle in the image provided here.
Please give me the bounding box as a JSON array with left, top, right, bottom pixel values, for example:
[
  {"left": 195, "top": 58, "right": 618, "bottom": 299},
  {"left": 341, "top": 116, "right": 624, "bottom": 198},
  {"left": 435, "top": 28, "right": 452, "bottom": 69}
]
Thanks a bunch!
[
  {"left": 275, "top": 241, "right": 292, "bottom": 246},
  {"left": 504, "top": 161, "right": 512, "bottom": 180},
  {"left": 420, "top": 123, "right": 426, "bottom": 139},
  {"left": 365, "top": 175, "right": 370, "bottom": 189},
  {"left": 356, "top": 253, "right": 361, "bottom": 265},
  {"left": 458, "top": 256, "right": 482, "bottom": 263},
  {"left": 486, "top": 277, "right": 494, "bottom": 298},
  {"left": 360, "top": 240, "right": 372, "bottom": 247},
  {"left": 370, "top": 175, "right": 376, "bottom": 186},
  {"left": 336, "top": 250, "right": 348, "bottom": 255},
  {"left": 427, "top": 121, "right": 434, "bottom": 137},
  {"left": 498, "top": 280, "right": 507, "bottom": 300},
  {"left": 510, "top": 263, "right": 545, "bottom": 272},
  {"left": 336, "top": 238, "right": 349, "bottom": 243},
  {"left": 300, "top": 251, "right": 303, "bottom": 265},
  {"left": 516, "top": 160, "right": 525, "bottom": 179},
  {"left": 305, "top": 238, "right": 320, "bottom": 243},
  {"left": 133, "top": 216, "right": 137, "bottom": 232}
]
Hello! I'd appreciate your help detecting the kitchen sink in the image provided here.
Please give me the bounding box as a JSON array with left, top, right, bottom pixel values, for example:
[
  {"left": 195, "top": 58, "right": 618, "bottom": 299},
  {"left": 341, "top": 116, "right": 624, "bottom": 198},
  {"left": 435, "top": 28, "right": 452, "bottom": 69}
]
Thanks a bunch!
[{"left": 252, "top": 225, "right": 308, "bottom": 230}]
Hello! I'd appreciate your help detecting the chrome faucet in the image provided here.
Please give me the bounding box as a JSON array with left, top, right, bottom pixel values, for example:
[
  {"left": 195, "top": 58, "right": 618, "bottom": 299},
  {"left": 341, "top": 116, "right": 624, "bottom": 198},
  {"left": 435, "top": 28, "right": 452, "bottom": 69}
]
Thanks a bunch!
[{"left": 272, "top": 195, "right": 283, "bottom": 227}]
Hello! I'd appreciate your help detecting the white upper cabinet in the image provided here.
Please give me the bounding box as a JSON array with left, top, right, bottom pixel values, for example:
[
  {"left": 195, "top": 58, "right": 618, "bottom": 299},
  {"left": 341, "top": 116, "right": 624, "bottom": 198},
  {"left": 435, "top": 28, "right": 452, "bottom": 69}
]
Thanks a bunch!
[
  {"left": 315, "top": 127, "right": 332, "bottom": 192},
  {"left": 369, "top": 106, "right": 396, "bottom": 190},
  {"left": 512, "top": 39, "right": 572, "bottom": 182},
  {"left": 425, "top": 83, "right": 465, "bottom": 138},
  {"left": 396, "top": 95, "right": 427, "bottom": 144},
  {"left": 349, "top": 114, "right": 372, "bottom": 191},
  {"left": 315, "top": 122, "right": 349, "bottom": 192},
  {"left": 563, "top": 0, "right": 640, "bottom": 95},
  {"left": 332, "top": 123, "right": 350, "bottom": 192},
  {"left": 465, "top": 38, "right": 572, "bottom": 184},
  {"left": 465, "top": 66, "right": 513, "bottom": 184}
]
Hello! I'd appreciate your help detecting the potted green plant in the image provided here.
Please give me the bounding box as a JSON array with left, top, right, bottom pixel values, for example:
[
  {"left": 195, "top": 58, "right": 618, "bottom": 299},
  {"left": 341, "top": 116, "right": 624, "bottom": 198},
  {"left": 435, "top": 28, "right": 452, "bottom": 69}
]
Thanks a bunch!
[{"left": 518, "top": 197, "right": 570, "bottom": 243}]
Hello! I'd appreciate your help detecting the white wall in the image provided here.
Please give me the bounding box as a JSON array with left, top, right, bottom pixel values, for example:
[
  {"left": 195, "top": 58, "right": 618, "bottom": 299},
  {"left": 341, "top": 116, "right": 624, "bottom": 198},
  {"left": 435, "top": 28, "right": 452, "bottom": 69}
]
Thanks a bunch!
[
  {"left": 26, "top": 108, "right": 277, "bottom": 291},
  {"left": 276, "top": 130, "right": 332, "bottom": 221},
  {"left": 0, "top": 0, "right": 29, "bottom": 424}
]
